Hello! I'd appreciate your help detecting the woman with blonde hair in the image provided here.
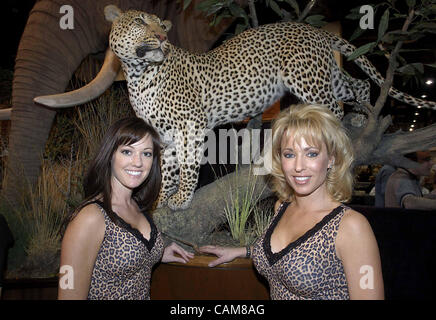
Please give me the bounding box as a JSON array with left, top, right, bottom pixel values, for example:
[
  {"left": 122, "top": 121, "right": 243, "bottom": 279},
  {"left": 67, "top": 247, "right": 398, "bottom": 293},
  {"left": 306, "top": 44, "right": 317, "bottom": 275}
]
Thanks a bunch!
[{"left": 201, "top": 104, "right": 384, "bottom": 300}]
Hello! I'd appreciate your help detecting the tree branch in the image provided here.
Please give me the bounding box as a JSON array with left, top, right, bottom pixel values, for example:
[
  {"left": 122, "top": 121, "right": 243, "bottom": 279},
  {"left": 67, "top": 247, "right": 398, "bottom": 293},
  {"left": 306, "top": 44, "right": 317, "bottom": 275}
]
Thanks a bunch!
[
  {"left": 248, "top": 0, "right": 258, "bottom": 27},
  {"left": 374, "top": 9, "right": 415, "bottom": 116},
  {"left": 298, "top": 0, "right": 317, "bottom": 22},
  {"left": 347, "top": 8, "right": 419, "bottom": 168},
  {"left": 371, "top": 123, "right": 436, "bottom": 165}
]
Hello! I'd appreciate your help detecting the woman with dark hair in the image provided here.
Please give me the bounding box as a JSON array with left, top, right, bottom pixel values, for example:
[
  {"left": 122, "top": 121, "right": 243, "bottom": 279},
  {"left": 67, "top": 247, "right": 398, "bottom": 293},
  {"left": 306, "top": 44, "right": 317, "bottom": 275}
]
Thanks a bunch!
[
  {"left": 201, "top": 104, "right": 384, "bottom": 300},
  {"left": 59, "top": 117, "right": 193, "bottom": 300}
]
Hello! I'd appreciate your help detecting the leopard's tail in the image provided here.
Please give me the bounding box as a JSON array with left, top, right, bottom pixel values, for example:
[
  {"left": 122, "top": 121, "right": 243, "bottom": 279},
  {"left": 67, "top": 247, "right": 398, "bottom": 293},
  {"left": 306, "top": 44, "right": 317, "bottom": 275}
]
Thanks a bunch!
[{"left": 327, "top": 32, "right": 436, "bottom": 110}]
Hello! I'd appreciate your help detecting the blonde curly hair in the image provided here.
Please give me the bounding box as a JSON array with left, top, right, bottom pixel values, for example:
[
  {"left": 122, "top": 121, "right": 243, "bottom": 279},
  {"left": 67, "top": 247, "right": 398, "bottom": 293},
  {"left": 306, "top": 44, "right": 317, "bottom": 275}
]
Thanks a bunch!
[{"left": 270, "top": 104, "right": 354, "bottom": 203}]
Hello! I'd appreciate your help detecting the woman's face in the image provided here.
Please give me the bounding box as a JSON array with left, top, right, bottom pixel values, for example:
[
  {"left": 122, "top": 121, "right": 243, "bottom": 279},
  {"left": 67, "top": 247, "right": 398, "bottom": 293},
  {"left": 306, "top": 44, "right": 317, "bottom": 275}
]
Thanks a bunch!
[
  {"left": 111, "top": 134, "right": 154, "bottom": 192},
  {"left": 280, "top": 131, "right": 334, "bottom": 199}
]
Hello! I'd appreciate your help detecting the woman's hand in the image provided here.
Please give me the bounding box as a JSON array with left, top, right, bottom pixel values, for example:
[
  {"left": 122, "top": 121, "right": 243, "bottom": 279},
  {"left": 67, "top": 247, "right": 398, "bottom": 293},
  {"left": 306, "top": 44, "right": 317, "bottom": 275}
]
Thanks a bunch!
[
  {"left": 199, "top": 246, "right": 246, "bottom": 267},
  {"left": 162, "top": 242, "right": 194, "bottom": 264}
]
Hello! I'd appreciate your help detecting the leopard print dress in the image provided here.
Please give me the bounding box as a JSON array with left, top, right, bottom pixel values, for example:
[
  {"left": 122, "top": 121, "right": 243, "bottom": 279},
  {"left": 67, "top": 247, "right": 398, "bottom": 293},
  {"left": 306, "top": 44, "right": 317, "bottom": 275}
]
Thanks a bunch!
[
  {"left": 87, "top": 200, "right": 164, "bottom": 300},
  {"left": 252, "top": 202, "right": 350, "bottom": 300}
]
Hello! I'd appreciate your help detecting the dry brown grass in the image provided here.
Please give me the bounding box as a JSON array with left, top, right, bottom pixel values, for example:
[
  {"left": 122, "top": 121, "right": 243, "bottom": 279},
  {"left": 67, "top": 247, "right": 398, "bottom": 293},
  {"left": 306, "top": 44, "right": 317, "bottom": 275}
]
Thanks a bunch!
[{"left": 2, "top": 87, "right": 134, "bottom": 278}]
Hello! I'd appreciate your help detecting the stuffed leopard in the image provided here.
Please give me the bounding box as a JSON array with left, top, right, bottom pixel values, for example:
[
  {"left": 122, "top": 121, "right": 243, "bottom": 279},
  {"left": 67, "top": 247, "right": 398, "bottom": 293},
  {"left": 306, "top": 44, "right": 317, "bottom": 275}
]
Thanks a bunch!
[{"left": 105, "top": 5, "right": 436, "bottom": 210}]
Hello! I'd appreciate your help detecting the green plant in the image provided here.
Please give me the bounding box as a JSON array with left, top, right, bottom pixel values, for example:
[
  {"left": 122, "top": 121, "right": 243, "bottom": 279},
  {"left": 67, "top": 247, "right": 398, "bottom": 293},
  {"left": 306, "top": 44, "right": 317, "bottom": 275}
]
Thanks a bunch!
[
  {"left": 183, "top": 0, "right": 326, "bottom": 34},
  {"left": 346, "top": 0, "right": 436, "bottom": 86},
  {"left": 222, "top": 165, "right": 271, "bottom": 246},
  {"left": 252, "top": 203, "right": 273, "bottom": 239}
]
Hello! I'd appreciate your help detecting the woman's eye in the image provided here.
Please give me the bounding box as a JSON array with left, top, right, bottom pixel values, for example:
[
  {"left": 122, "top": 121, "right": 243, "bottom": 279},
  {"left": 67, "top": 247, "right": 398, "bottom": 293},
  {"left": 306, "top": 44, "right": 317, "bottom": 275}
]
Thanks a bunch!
[
  {"left": 307, "top": 152, "right": 319, "bottom": 158},
  {"left": 143, "top": 152, "right": 153, "bottom": 157},
  {"left": 283, "top": 153, "right": 294, "bottom": 158},
  {"left": 121, "top": 149, "right": 131, "bottom": 155}
]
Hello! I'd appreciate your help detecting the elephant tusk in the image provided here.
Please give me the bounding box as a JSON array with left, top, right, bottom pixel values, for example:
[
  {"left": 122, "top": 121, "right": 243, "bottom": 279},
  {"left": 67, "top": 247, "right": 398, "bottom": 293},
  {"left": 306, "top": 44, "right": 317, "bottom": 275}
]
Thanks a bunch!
[
  {"left": 33, "top": 49, "right": 121, "bottom": 108},
  {"left": 0, "top": 108, "right": 11, "bottom": 120}
]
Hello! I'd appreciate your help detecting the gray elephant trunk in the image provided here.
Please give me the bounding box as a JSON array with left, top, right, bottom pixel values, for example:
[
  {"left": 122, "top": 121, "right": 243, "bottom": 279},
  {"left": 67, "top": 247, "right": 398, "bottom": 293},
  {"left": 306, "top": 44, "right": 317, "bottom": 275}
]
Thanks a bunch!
[{"left": 2, "top": 1, "right": 107, "bottom": 204}]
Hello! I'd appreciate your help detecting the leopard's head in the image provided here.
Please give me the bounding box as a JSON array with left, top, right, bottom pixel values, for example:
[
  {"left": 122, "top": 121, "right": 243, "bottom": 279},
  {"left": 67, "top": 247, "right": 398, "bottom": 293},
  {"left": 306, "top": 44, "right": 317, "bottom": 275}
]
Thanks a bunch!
[{"left": 105, "top": 6, "right": 172, "bottom": 63}]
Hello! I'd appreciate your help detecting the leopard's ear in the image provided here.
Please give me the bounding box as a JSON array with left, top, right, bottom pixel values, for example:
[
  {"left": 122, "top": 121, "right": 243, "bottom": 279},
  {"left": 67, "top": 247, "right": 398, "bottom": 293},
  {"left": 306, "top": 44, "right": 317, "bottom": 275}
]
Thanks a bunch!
[
  {"left": 162, "top": 20, "right": 172, "bottom": 32},
  {"left": 105, "top": 5, "right": 123, "bottom": 22}
]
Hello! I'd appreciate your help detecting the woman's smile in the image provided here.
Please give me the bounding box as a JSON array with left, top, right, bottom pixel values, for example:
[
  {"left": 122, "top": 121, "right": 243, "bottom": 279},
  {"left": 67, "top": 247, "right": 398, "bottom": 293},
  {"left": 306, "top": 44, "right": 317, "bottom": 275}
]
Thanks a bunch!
[
  {"left": 293, "top": 176, "right": 311, "bottom": 184},
  {"left": 281, "top": 132, "right": 333, "bottom": 199},
  {"left": 125, "top": 169, "right": 143, "bottom": 177},
  {"left": 111, "top": 135, "right": 154, "bottom": 192}
]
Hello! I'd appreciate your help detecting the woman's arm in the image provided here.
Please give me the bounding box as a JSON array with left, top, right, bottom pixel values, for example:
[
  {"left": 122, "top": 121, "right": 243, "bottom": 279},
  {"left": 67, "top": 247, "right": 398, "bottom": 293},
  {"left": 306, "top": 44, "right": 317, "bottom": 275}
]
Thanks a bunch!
[
  {"left": 161, "top": 242, "right": 194, "bottom": 264},
  {"left": 58, "top": 204, "right": 105, "bottom": 300},
  {"left": 199, "top": 246, "right": 248, "bottom": 267},
  {"left": 336, "top": 209, "right": 384, "bottom": 300}
]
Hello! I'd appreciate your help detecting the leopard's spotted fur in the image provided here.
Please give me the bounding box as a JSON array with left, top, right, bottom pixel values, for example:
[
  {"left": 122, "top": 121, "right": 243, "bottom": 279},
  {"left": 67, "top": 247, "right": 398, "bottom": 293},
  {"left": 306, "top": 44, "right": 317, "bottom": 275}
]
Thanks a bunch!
[{"left": 107, "top": 7, "right": 436, "bottom": 210}]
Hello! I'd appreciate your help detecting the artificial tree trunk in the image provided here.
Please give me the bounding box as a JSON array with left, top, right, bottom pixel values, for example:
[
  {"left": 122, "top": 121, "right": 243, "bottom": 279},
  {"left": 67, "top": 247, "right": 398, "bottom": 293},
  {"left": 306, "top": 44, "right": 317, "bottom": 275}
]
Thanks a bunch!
[{"left": 153, "top": 164, "right": 273, "bottom": 246}]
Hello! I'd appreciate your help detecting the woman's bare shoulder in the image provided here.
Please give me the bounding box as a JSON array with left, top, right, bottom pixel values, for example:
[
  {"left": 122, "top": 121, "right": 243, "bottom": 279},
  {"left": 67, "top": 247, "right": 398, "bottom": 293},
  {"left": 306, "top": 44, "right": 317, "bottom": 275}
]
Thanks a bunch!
[
  {"left": 338, "top": 207, "right": 374, "bottom": 240},
  {"left": 66, "top": 202, "right": 105, "bottom": 235}
]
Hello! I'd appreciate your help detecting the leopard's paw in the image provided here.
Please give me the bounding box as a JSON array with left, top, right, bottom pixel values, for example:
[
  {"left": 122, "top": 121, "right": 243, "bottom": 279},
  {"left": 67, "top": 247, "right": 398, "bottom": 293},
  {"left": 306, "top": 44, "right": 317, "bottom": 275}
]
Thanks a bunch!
[{"left": 167, "top": 192, "right": 193, "bottom": 211}]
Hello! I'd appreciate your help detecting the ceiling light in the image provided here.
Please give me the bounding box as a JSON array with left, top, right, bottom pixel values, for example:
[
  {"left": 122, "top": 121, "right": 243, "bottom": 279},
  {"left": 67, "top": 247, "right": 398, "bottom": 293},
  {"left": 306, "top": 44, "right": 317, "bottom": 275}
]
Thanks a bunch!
[
  {"left": 417, "top": 105, "right": 422, "bottom": 108},
  {"left": 415, "top": 112, "right": 419, "bottom": 115},
  {"left": 413, "top": 119, "right": 417, "bottom": 122},
  {"left": 411, "top": 124, "right": 415, "bottom": 128},
  {"left": 421, "top": 94, "right": 427, "bottom": 98},
  {"left": 425, "top": 79, "right": 433, "bottom": 85},
  {"left": 409, "top": 128, "right": 414, "bottom": 131}
]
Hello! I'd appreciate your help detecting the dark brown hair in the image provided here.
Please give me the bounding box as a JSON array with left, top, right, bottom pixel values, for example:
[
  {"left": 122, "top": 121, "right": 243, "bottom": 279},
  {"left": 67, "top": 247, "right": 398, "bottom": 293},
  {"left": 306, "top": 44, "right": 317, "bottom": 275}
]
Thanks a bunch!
[{"left": 67, "top": 117, "right": 161, "bottom": 228}]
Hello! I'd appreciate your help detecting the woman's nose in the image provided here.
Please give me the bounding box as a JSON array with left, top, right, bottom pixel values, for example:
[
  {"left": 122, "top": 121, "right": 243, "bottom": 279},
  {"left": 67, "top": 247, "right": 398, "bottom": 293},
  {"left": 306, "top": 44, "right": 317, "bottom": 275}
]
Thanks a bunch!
[
  {"left": 132, "top": 153, "right": 143, "bottom": 167},
  {"left": 294, "top": 155, "right": 305, "bottom": 172}
]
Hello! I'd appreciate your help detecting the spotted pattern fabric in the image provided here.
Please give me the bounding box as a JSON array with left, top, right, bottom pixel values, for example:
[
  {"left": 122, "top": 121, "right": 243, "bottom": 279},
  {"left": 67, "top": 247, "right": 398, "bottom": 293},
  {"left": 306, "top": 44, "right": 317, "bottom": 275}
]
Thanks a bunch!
[
  {"left": 87, "top": 201, "right": 164, "bottom": 300},
  {"left": 253, "top": 202, "right": 350, "bottom": 300}
]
